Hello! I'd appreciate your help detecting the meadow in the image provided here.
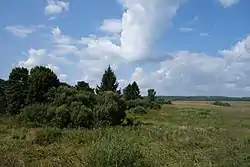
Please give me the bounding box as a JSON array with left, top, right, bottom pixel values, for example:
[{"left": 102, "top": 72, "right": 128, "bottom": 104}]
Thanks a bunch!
[{"left": 1, "top": 101, "right": 250, "bottom": 167}]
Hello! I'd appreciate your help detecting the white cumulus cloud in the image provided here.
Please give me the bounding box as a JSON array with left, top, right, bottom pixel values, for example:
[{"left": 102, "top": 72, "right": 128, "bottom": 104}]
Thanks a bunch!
[
  {"left": 100, "top": 19, "right": 122, "bottom": 34},
  {"left": 127, "top": 35, "right": 250, "bottom": 96},
  {"left": 45, "top": 0, "right": 69, "bottom": 18}
]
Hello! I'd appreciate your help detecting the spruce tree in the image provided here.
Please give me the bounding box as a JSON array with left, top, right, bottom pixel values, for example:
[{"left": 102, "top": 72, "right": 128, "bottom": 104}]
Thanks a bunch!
[
  {"left": 148, "top": 89, "right": 156, "bottom": 101},
  {"left": 131, "top": 81, "right": 141, "bottom": 99},
  {"left": 123, "top": 84, "right": 132, "bottom": 100},
  {"left": 96, "top": 66, "right": 119, "bottom": 93}
]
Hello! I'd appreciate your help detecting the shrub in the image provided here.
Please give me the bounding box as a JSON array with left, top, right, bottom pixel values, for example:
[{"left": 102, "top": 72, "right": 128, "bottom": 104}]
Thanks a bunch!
[
  {"left": 125, "top": 112, "right": 141, "bottom": 125},
  {"left": 129, "top": 106, "right": 147, "bottom": 115},
  {"left": 86, "top": 135, "right": 152, "bottom": 167},
  {"left": 126, "top": 99, "right": 149, "bottom": 110},
  {"left": 52, "top": 104, "right": 71, "bottom": 128},
  {"left": 165, "top": 100, "right": 172, "bottom": 105},
  {"left": 19, "top": 104, "right": 54, "bottom": 125},
  {"left": 212, "top": 101, "right": 231, "bottom": 107},
  {"left": 94, "top": 91, "right": 126, "bottom": 126},
  {"left": 148, "top": 101, "right": 161, "bottom": 110},
  {"left": 69, "top": 102, "right": 94, "bottom": 128}
]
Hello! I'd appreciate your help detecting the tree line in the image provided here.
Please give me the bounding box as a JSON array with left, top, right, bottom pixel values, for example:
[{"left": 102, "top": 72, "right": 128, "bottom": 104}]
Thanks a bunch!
[{"left": 0, "top": 65, "right": 167, "bottom": 128}]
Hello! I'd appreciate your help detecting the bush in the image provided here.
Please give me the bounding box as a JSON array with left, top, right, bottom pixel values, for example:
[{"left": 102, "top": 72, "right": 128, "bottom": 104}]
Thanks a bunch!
[
  {"left": 94, "top": 91, "right": 126, "bottom": 126},
  {"left": 148, "top": 101, "right": 161, "bottom": 110},
  {"left": 126, "top": 99, "right": 149, "bottom": 110},
  {"left": 129, "top": 106, "right": 147, "bottom": 115},
  {"left": 212, "top": 101, "right": 231, "bottom": 107},
  {"left": 165, "top": 100, "right": 172, "bottom": 105},
  {"left": 69, "top": 102, "right": 94, "bottom": 128},
  {"left": 86, "top": 135, "right": 152, "bottom": 167},
  {"left": 125, "top": 112, "right": 141, "bottom": 125},
  {"left": 19, "top": 104, "right": 54, "bottom": 125},
  {"left": 52, "top": 104, "right": 71, "bottom": 128}
]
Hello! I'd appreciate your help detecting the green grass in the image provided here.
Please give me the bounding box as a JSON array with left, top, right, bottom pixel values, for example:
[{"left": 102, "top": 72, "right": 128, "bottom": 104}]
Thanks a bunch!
[{"left": 1, "top": 101, "right": 250, "bottom": 167}]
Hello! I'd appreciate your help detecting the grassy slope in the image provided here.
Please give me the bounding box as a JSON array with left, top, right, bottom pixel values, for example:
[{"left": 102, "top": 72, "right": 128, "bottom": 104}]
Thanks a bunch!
[{"left": 1, "top": 101, "right": 250, "bottom": 167}]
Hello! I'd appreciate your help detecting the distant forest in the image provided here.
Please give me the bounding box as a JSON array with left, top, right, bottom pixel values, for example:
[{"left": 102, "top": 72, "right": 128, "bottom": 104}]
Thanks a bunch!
[{"left": 158, "top": 96, "right": 250, "bottom": 101}]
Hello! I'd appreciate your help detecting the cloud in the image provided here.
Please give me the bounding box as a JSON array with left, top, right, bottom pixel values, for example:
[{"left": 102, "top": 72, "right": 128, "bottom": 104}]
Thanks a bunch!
[
  {"left": 219, "top": 0, "right": 240, "bottom": 7},
  {"left": 119, "top": 0, "right": 185, "bottom": 61},
  {"left": 179, "top": 27, "right": 194, "bottom": 32},
  {"left": 100, "top": 19, "right": 122, "bottom": 33},
  {"left": 126, "top": 35, "right": 250, "bottom": 96},
  {"left": 45, "top": 0, "right": 69, "bottom": 16},
  {"left": 17, "top": 1, "right": 250, "bottom": 96},
  {"left": 4, "top": 25, "right": 45, "bottom": 37}
]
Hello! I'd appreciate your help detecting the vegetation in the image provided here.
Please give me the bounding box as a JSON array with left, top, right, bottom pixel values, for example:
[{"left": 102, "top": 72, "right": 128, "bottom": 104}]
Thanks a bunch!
[
  {"left": 212, "top": 101, "right": 231, "bottom": 107},
  {"left": 1, "top": 101, "right": 250, "bottom": 166},
  {"left": 1, "top": 65, "right": 250, "bottom": 166},
  {"left": 0, "top": 65, "right": 160, "bottom": 129}
]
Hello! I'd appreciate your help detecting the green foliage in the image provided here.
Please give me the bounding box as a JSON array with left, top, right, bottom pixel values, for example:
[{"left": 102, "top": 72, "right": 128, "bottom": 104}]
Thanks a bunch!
[
  {"left": 123, "top": 81, "right": 141, "bottom": 100},
  {"left": 94, "top": 91, "right": 126, "bottom": 126},
  {"left": 126, "top": 99, "right": 149, "bottom": 110},
  {"left": 52, "top": 104, "right": 71, "bottom": 129},
  {"left": 147, "top": 89, "right": 156, "bottom": 102},
  {"left": 19, "top": 103, "right": 54, "bottom": 126},
  {"left": 129, "top": 106, "right": 147, "bottom": 115},
  {"left": 212, "top": 101, "right": 231, "bottom": 107},
  {"left": 69, "top": 102, "right": 94, "bottom": 128},
  {"left": 76, "top": 81, "right": 94, "bottom": 92},
  {"left": 96, "top": 66, "right": 119, "bottom": 93},
  {"left": 123, "top": 83, "right": 132, "bottom": 100},
  {"left": 0, "top": 87, "right": 6, "bottom": 114},
  {"left": 148, "top": 101, "right": 161, "bottom": 110},
  {"left": 6, "top": 67, "right": 29, "bottom": 115},
  {"left": 156, "top": 98, "right": 172, "bottom": 105},
  {"left": 28, "top": 66, "right": 60, "bottom": 104},
  {"left": 131, "top": 81, "right": 141, "bottom": 99},
  {"left": 48, "top": 86, "right": 78, "bottom": 106},
  {"left": 86, "top": 135, "right": 152, "bottom": 167},
  {"left": 165, "top": 100, "right": 172, "bottom": 104}
]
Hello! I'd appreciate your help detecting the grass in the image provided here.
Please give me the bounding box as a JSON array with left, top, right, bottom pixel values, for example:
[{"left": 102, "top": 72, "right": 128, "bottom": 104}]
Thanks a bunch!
[{"left": 1, "top": 101, "right": 250, "bottom": 166}]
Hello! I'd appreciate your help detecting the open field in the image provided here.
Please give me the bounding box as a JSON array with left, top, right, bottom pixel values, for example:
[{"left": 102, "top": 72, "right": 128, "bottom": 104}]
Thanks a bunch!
[{"left": 1, "top": 101, "right": 250, "bottom": 167}]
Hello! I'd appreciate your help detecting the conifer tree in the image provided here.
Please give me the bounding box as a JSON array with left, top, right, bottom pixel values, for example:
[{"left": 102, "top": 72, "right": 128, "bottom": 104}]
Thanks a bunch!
[
  {"left": 96, "top": 66, "right": 119, "bottom": 93},
  {"left": 131, "top": 81, "right": 141, "bottom": 99},
  {"left": 123, "top": 84, "right": 132, "bottom": 100}
]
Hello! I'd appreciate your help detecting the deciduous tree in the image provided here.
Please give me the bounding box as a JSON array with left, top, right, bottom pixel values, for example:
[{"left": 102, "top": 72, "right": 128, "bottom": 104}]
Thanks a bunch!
[
  {"left": 28, "top": 66, "right": 60, "bottom": 104},
  {"left": 6, "top": 67, "right": 29, "bottom": 115}
]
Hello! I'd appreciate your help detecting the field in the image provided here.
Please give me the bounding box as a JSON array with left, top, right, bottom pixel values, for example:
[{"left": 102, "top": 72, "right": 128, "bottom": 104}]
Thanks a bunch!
[{"left": 1, "top": 101, "right": 250, "bottom": 167}]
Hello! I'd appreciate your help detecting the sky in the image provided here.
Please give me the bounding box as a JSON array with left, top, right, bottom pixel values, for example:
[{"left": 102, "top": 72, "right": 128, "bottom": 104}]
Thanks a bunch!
[{"left": 0, "top": 0, "right": 250, "bottom": 96}]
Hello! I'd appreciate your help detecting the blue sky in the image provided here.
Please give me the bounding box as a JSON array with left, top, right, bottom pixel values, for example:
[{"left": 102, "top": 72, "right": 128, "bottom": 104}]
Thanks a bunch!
[{"left": 0, "top": 0, "right": 250, "bottom": 96}]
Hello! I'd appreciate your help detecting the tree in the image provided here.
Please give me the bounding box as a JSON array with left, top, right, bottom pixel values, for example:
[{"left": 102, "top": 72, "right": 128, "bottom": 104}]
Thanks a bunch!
[
  {"left": 6, "top": 67, "right": 29, "bottom": 115},
  {"left": 28, "top": 66, "right": 60, "bottom": 104},
  {"left": 123, "top": 84, "right": 132, "bottom": 100},
  {"left": 131, "top": 81, "right": 141, "bottom": 99},
  {"left": 60, "top": 82, "right": 72, "bottom": 88},
  {"left": 96, "top": 66, "right": 119, "bottom": 93},
  {"left": 94, "top": 91, "right": 126, "bottom": 126},
  {"left": 76, "top": 81, "right": 94, "bottom": 92},
  {"left": 0, "top": 79, "right": 7, "bottom": 113},
  {"left": 123, "top": 82, "right": 141, "bottom": 100},
  {"left": 147, "top": 89, "right": 156, "bottom": 102},
  {"left": 0, "top": 79, "right": 7, "bottom": 90}
]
